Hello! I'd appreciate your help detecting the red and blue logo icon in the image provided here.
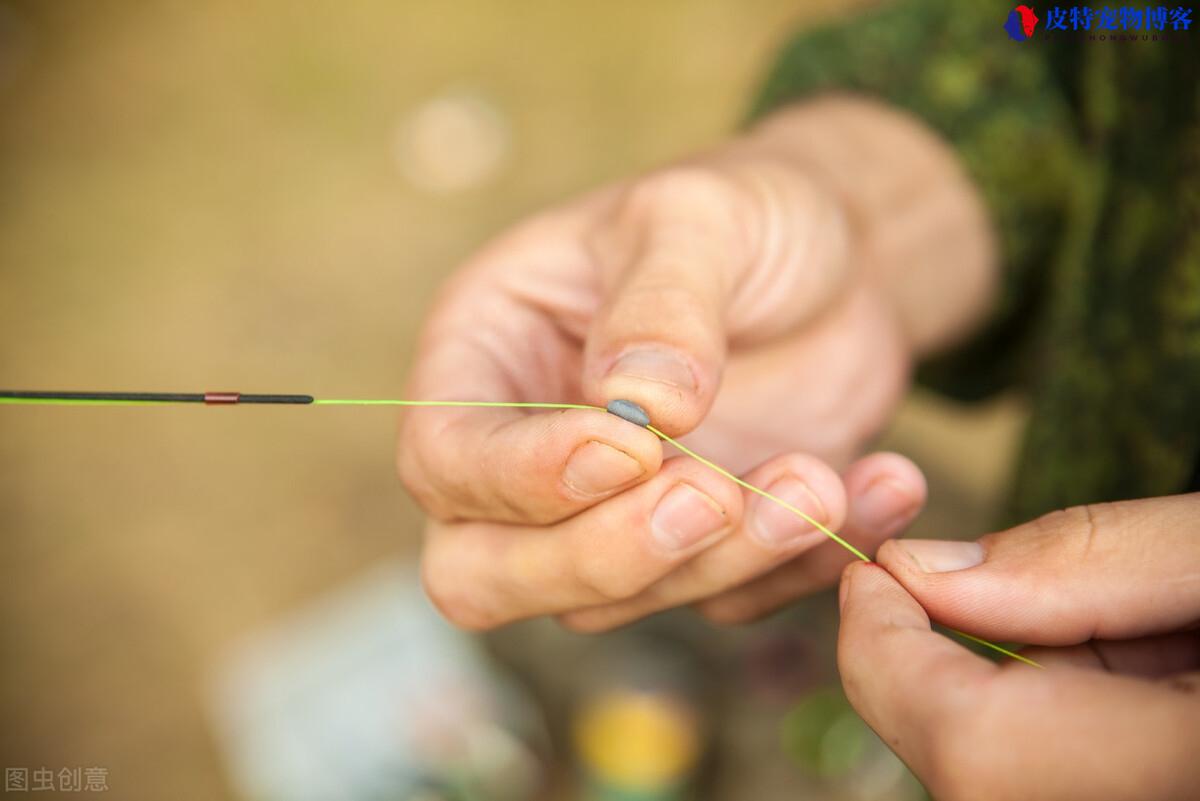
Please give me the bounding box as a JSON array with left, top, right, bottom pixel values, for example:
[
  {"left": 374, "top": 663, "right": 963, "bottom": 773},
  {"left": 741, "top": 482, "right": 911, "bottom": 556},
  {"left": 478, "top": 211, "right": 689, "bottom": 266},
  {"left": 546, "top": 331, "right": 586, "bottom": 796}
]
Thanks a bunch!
[
  {"left": 1006, "top": 6, "right": 1193, "bottom": 40},
  {"left": 1004, "top": 4, "right": 1041, "bottom": 39}
]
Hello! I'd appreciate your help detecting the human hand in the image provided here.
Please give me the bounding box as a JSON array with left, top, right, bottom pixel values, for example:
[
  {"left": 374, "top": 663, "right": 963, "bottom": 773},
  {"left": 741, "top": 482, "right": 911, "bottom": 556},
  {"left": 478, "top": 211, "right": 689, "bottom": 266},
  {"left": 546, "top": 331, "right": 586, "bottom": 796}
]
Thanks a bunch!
[
  {"left": 838, "top": 493, "right": 1200, "bottom": 801},
  {"left": 399, "top": 96, "right": 994, "bottom": 631}
]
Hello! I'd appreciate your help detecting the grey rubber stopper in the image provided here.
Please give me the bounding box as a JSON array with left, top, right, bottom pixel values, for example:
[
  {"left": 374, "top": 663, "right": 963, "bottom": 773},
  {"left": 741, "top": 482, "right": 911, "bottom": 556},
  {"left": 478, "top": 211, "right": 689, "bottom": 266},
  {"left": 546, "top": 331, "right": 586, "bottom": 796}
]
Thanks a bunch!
[{"left": 606, "top": 399, "right": 650, "bottom": 427}]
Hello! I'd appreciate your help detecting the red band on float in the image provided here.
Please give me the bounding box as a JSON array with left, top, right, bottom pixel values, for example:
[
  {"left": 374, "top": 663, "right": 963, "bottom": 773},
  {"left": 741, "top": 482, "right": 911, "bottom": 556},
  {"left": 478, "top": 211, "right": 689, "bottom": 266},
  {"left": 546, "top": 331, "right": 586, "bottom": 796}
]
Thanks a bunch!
[{"left": 204, "top": 391, "right": 241, "bottom": 405}]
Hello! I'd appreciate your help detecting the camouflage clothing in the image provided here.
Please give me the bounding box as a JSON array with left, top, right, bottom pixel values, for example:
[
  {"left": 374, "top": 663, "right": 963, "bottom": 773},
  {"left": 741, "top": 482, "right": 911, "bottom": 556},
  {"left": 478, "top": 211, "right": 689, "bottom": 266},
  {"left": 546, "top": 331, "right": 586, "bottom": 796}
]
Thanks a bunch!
[{"left": 751, "top": 0, "right": 1200, "bottom": 523}]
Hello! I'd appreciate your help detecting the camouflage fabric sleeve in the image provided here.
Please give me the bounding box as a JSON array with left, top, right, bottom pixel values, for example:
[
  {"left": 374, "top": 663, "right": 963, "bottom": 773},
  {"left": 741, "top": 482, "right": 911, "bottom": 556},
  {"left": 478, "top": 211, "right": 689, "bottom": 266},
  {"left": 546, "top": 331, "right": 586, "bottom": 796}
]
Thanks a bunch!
[{"left": 748, "top": 0, "right": 1082, "bottom": 400}]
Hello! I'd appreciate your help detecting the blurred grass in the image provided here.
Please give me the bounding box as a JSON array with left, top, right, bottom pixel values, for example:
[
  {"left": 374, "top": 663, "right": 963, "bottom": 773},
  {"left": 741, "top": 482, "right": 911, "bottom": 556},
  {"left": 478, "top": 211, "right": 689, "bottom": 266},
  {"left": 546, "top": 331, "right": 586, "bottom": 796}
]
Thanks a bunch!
[{"left": 0, "top": 2, "right": 1023, "bottom": 799}]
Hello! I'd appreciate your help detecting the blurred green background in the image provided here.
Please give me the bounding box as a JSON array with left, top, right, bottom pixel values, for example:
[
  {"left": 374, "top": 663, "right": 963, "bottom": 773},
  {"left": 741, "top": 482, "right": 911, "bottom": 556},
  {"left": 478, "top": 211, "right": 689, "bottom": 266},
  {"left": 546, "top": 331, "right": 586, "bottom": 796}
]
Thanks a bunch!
[{"left": 0, "top": 2, "right": 1027, "bottom": 799}]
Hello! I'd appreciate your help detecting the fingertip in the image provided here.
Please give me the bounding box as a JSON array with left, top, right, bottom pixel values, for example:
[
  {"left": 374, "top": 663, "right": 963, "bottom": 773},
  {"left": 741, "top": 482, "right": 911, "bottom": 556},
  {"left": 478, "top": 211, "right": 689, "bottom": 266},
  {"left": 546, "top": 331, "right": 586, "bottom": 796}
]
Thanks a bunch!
[
  {"left": 518, "top": 408, "right": 665, "bottom": 506},
  {"left": 839, "top": 561, "right": 889, "bottom": 617},
  {"left": 841, "top": 559, "right": 928, "bottom": 628},
  {"left": 874, "top": 538, "right": 911, "bottom": 573},
  {"left": 789, "top": 453, "right": 850, "bottom": 530},
  {"left": 838, "top": 559, "right": 868, "bottom": 612},
  {"left": 845, "top": 451, "right": 927, "bottom": 501},
  {"left": 743, "top": 452, "right": 849, "bottom": 550},
  {"left": 877, "top": 537, "right": 986, "bottom": 579},
  {"left": 501, "top": 408, "right": 665, "bottom": 512},
  {"left": 548, "top": 407, "right": 664, "bottom": 476},
  {"left": 656, "top": 454, "right": 746, "bottom": 531},
  {"left": 403, "top": 405, "right": 666, "bottom": 524},
  {"left": 841, "top": 559, "right": 888, "bottom": 593},
  {"left": 844, "top": 452, "right": 927, "bottom": 535},
  {"left": 872, "top": 538, "right": 938, "bottom": 596}
]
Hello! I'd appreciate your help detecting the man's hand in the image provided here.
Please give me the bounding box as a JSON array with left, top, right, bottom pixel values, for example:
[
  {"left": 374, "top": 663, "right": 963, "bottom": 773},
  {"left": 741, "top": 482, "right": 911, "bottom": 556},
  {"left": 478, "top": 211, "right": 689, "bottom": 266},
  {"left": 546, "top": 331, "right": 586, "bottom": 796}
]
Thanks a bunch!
[
  {"left": 399, "top": 95, "right": 996, "bottom": 631},
  {"left": 838, "top": 494, "right": 1200, "bottom": 801}
]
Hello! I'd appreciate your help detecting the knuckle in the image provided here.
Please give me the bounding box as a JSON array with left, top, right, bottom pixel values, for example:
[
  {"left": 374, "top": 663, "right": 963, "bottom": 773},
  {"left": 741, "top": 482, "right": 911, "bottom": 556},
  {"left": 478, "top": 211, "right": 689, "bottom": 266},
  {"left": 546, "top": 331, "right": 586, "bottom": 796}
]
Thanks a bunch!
[
  {"left": 396, "top": 433, "right": 456, "bottom": 521},
  {"left": 557, "top": 611, "right": 620, "bottom": 634},
  {"left": 924, "top": 732, "right": 977, "bottom": 800},
  {"left": 923, "top": 693, "right": 1003, "bottom": 801},
  {"left": 571, "top": 555, "right": 646, "bottom": 603},
  {"left": 397, "top": 455, "right": 435, "bottom": 512},
  {"left": 478, "top": 447, "right": 541, "bottom": 522},
  {"left": 606, "top": 284, "right": 719, "bottom": 352},
  {"left": 420, "top": 543, "right": 499, "bottom": 632},
  {"left": 627, "top": 165, "right": 742, "bottom": 215},
  {"left": 1068, "top": 501, "right": 1109, "bottom": 554},
  {"left": 1031, "top": 503, "right": 1097, "bottom": 539},
  {"left": 1030, "top": 501, "right": 1115, "bottom": 574},
  {"left": 695, "top": 597, "right": 761, "bottom": 626},
  {"left": 681, "top": 562, "right": 728, "bottom": 599}
]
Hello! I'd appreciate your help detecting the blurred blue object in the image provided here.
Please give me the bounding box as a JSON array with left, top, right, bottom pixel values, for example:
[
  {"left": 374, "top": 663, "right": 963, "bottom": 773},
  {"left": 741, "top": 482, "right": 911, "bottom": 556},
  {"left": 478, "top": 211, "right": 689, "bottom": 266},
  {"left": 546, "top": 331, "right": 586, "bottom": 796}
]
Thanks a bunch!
[{"left": 209, "top": 562, "right": 547, "bottom": 801}]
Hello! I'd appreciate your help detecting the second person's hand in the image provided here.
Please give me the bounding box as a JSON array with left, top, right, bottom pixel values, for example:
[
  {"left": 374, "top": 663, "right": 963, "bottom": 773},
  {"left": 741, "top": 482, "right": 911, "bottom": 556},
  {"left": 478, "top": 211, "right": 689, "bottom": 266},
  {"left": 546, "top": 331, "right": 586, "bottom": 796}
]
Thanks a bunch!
[{"left": 838, "top": 494, "right": 1200, "bottom": 801}]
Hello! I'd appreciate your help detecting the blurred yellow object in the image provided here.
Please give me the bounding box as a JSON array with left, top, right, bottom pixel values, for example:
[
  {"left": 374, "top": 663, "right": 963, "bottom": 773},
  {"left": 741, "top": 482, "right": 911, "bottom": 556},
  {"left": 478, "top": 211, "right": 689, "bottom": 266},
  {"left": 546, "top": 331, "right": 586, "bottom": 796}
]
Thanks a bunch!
[{"left": 573, "top": 690, "right": 700, "bottom": 794}]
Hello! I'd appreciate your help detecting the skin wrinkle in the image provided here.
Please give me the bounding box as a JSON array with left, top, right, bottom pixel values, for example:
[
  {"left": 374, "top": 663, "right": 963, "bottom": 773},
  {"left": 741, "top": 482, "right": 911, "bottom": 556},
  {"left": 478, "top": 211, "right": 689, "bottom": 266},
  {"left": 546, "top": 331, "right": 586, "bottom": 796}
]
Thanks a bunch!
[
  {"left": 1073, "top": 507, "right": 1106, "bottom": 644},
  {"left": 781, "top": 173, "right": 852, "bottom": 335},
  {"left": 722, "top": 168, "right": 790, "bottom": 337},
  {"left": 610, "top": 167, "right": 752, "bottom": 298},
  {"left": 411, "top": 413, "right": 485, "bottom": 519},
  {"left": 484, "top": 308, "right": 572, "bottom": 400},
  {"left": 423, "top": 318, "right": 531, "bottom": 402},
  {"left": 447, "top": 268, "right": 583, "bottom": 399},
  {"left": 505, "top": 271, "right": 599, "bottom": 349},
  {"left": 603, "top": 279, "right": 719, "bottom": 341},
  {"left": 1162, "top": 674, "right": 1198, "bottom": 694},
  {"left": 510, "top": 249, "right": 596, "bottom": 315},
  {"left": 476, "top": 429, "right": 527, "bottom": 521},
  {"left": 724, "top": 166, "right": 849, "bottom": 345},
  {"left": 719, "top": 166, "right": 780, "bottom": 329},
  {"left": 1077, "top": 502, "right": 1101, "bottom": 567}
]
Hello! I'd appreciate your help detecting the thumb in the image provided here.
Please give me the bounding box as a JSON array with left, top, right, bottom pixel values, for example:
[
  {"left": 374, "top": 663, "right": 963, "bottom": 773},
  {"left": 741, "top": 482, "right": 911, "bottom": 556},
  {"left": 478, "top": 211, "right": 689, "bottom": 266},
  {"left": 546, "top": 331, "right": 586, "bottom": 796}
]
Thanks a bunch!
[
  {"left": 876, "top": 493, "right": 1200, "bottom": 645},
  {"left": 581, "top": 169, "right": 746, "bottom": 436}
]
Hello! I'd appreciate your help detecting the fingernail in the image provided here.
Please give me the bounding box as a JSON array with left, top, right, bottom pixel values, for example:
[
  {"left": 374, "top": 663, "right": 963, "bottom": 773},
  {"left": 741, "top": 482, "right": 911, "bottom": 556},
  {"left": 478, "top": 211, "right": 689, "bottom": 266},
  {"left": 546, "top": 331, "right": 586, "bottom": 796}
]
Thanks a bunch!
[
  {"left": 651, "top": 483, "right": 726, "bottom": 551},
  {"left": 897, "top": 539, "right": 984, "bottom": 573},
  {"left": 563, "top": 441, "right": 645, "bottom": 497},
  {"left": 751, "top": 477, "right": 826, "bottom": 547},
  {"left": 607, "top": 348, "right": 696, "bottom": 391},
  {"left": 856, "top": 477, "right": 920, "bottom": 533}
]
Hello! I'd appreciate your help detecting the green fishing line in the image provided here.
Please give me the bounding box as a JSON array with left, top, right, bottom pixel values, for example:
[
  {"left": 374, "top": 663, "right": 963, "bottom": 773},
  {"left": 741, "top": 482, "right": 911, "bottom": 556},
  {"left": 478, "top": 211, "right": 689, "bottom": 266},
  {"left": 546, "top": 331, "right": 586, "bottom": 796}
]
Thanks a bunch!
[
  {"left": 948, "top": 628, "right": 1043, "bottom": 668},
  {"left": 0, "top": 391, "right": 1039, "bottom": 667},
  {"left": 647, "top": 424, "right": 872, "bottom": 563},
  {"left": 314, "top": 399, "right": 602, "bottom": 410}
]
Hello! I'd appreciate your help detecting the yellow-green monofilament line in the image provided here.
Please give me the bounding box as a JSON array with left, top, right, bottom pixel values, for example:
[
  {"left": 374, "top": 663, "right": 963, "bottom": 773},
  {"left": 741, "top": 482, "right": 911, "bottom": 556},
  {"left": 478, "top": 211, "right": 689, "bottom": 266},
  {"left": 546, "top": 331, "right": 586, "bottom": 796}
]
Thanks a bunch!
[
  {"left": 948, "top": 628, "right": 1043, "bottom": 668},
  {"left": 314, "top": 399, "right": 602, "bottom": 410},
  {"left": 647, "top": 424, "right": 872, "bottom": 563}
]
